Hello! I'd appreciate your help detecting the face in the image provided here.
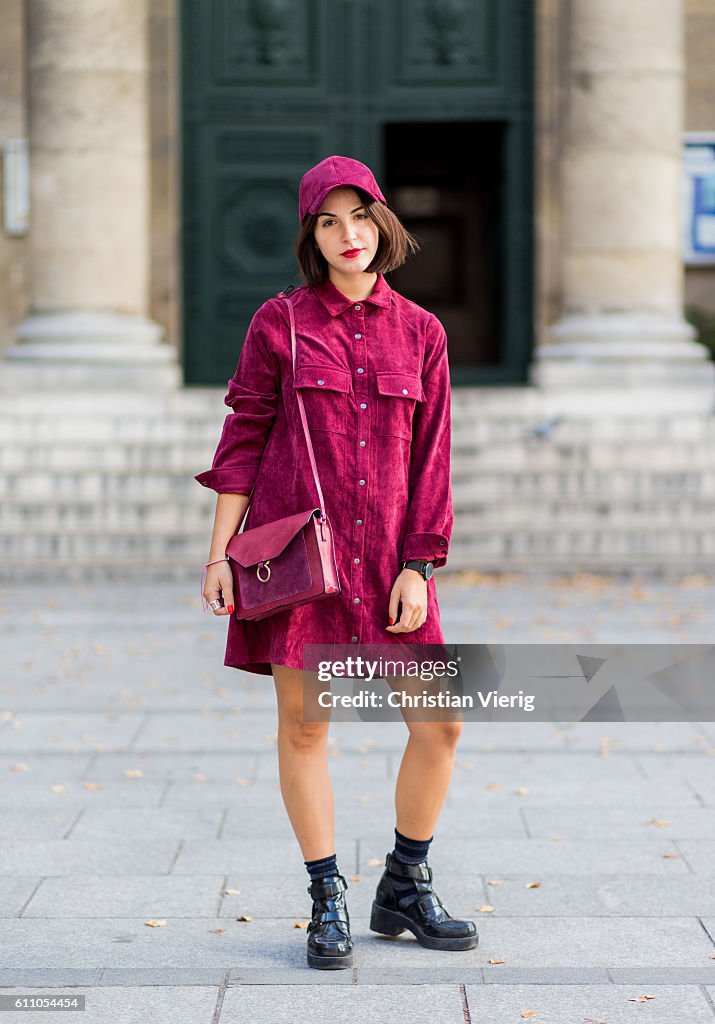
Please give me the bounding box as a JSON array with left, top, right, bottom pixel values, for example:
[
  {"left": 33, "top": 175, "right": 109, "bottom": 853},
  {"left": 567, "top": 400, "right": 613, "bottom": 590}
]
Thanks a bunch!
[{"left": 313, "top": 187, "right": 380, "bottom": 278}]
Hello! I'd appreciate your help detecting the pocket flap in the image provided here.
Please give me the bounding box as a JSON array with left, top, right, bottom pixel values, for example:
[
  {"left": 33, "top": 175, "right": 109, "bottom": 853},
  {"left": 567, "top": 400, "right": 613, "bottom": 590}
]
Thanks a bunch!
[
  {"left": 376, "top": 372, "right": 425, "bottom": 402},
  {"left": 226, "top": 507, "right": 319, "bottom": 567},
  {"left": 294, "top": 365, "right": 352, "bottom": 393}
]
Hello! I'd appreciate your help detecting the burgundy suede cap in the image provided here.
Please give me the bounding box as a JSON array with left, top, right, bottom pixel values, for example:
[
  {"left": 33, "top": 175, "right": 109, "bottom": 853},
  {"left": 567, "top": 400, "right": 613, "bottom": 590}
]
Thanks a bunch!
[{"left": 298, "top": 155, "right": 387, "bottom": 223}]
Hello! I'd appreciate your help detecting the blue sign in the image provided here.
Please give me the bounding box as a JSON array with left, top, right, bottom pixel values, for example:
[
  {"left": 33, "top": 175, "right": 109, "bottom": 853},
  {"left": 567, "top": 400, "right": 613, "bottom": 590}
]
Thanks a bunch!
[{"left": 683, "top": 133, "right": 715, "bottom": 265}]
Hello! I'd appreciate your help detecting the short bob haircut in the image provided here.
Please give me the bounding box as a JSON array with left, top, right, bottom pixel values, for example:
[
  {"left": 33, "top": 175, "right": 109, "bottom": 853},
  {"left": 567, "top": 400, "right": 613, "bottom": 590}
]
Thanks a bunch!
[{"left": 296, "top": 185, "right": 420, "bottom": 286}]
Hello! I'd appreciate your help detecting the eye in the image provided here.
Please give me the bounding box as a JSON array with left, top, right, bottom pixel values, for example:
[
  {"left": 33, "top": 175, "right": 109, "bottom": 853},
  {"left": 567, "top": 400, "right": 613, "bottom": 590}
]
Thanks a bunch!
[
  {"left": 355, "top": 213, "right": 367, "bottom": 220},
  {"left": 319, "top": 218, "right": 335, "bottom": 227}
]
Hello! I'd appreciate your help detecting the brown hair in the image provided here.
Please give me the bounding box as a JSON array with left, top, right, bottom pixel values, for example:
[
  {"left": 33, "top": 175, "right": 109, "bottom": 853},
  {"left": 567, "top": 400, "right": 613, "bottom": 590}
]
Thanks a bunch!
[{"left": 295, "top": 187, "right": 421, "bottom": 286}]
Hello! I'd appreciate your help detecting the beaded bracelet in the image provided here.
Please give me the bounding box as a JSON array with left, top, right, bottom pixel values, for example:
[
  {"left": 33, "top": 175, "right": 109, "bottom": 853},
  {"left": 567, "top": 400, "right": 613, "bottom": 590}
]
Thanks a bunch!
[{"left": 200, "top": 556, "right": 230, "bottom": 612}]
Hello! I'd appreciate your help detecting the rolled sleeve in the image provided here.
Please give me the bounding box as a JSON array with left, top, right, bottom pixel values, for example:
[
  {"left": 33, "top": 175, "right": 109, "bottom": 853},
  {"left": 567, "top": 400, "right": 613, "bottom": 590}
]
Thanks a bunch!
[
  {"left": 194, "top": 306, "right": 280, "bottom": 495},
  {"left": 399, "top": 319, "right": 453, "bottom": 569}
]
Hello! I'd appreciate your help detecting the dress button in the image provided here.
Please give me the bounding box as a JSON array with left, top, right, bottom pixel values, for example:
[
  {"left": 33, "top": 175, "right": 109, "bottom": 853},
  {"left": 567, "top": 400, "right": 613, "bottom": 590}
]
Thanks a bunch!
[
  {"left": 439, "top": 540, "right": 446, "bottom": 545},
  {"left": 354, "top": 557, "right": 360, "bottom": 564},
  {"left": 356, "top": 519, "right": 363, "bottom": 526},
  {"left": 353, "top": 597, "right": 360, "bottom": 604},
  {"left": 360, "top": 402, "right": 367, "bottom": 409},
  {"left": 354, "top": 305, "right": 361, "bottom": 311},
  {"left": 351, "top": 635, "right": 358, "bottom": 642},
  {"left": 358, "top": 479, "right": 365, "bottom": 485},
  {"left": 357, "top": 367, "right": 364, "bottom": 373},
  {"left": 317, "top": 379, "right": 325, "bottom": 385},
  {"left": 359, "top": 440, "right": 366, "bottom": 447},
  {"left": 355, "top": 333, "right": 362, "bottom": 339},
  {"left": 402, "top": 388, "right": 408, "bottom": 395}
]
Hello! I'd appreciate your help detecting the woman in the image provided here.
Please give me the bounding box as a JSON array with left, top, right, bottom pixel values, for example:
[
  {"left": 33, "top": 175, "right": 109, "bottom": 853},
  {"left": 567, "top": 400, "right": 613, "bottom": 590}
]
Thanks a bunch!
[{"left": 196, "top": 155, "right": 478, "bottom": 969}]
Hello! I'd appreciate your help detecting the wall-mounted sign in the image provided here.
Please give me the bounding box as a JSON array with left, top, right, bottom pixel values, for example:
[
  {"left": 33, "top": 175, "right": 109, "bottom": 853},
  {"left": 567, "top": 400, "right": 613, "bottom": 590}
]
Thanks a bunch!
[{"left": 683, "top": 132, "right": 715, "bottom": 266}]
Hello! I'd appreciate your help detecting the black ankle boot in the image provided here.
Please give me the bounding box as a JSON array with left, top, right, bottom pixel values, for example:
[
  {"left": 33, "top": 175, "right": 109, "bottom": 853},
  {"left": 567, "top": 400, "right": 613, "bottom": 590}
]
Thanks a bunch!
[
  {"left": 370, "top": 852, "right": 479, "bottom": 951},
  {"left": 306, "top": 873, "right": 354, "bottom": 969}
]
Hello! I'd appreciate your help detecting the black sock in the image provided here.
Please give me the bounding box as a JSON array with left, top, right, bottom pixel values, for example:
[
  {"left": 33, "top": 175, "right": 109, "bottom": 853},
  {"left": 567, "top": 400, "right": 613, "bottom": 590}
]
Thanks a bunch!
[
  {"left": 305, "top": 852, "right": 338, "bottom": 883},
  {"left": 387, "top": 828, "right": 433, "bottom": 897}
]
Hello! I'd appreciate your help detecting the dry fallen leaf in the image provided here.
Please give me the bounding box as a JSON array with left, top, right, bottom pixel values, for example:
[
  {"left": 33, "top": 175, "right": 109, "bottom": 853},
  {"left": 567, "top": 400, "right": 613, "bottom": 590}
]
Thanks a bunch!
[
  {"left": 521, "top": 1013, "right": 539, "bottom": 1019},
  {"left": 367, "top": 858, "right": 383, "bottom": 867},
  {"left": 235, "top": 777, "right": 251, "bottom": 786},
  {"left": 293, "top": 920, "right": 310, "bottom": 929},
  {"left": 208, "top": 928, "right": 225, "bottom": 933},
  {"left": 10, "top": 763, "right": 29, "bottom": 772},
  {"left": 644, "top": 818, "right": 670, "bottom": 828},
  {"left": 487, "top": 879, "right": 504, "bottom": 886},
  {"left": 193, "top": 774, "right": 206, "bottom": 782},
  {"left": 628, "top": 994, "right": 656, "bottom": 1002},
  {"left": 224, "top": 889, "right": 241, "bottom": 896},
  {"left": 514, "top": 787, "right": 529, "bottom": 796},
  {"left": 124, "top": 769, "right": 143, "bottom": 779},
  {"left": 236, "top": 915, "right": 253, "bottom": 922},
  {"left": 478, "top": 905, "right": 495, "bottom": 913},
  {"left": 82, "top": 782, "right": 102, "bottom": 791},
  {"left": 662, "top": 853, "right": 678, "bottom": 859},
  {"left": 486, "top": 783, "right": 501, "bottom": 790},
  {"left": 50, "top": 785, "right": 66, "bottom": 793},
  {"left": 488, "top": 957, "right": 506, "bottom": 965},
  {"left": 525, "top": 882, "right": 541, "bottom": 889},
  {"left": 144, "top": 919, "right": 167, "bottom": 927},
  {"left": 350, "top": 876, "right": 363, "bottom": 883}
]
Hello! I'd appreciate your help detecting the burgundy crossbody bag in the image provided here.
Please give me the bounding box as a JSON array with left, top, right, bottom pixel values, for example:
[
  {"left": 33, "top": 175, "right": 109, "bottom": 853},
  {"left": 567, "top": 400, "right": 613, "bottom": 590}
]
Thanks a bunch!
[{"left": 223, "top": 291, "right": 341, "bottom": 621}]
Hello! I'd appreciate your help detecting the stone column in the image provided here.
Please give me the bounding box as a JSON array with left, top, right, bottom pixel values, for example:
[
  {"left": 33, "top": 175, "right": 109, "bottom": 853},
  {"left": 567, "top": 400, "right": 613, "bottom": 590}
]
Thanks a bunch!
[
  {"left": 532, "top": 0, "right": 713, "bottom": 410},
  {"left": 2, "top": 0, "right": 178, "bottom": 390}
]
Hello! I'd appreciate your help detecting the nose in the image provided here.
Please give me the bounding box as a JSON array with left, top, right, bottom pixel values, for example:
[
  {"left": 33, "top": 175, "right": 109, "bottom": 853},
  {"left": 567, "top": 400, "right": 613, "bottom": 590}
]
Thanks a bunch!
[{"left": 341, "top": 222, "right": 358, "bottom": 244}]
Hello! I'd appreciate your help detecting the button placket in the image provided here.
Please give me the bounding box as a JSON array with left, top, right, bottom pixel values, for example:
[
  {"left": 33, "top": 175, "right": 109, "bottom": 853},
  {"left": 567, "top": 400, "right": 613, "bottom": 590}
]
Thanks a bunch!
[{"left": 350, "top": 304, "right": 368, "bottom": 642}]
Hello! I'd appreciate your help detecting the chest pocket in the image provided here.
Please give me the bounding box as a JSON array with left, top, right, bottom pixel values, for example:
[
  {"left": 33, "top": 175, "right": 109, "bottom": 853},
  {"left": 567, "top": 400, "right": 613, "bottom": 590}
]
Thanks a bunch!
[
  {"left": 293, "top": 364, "right": 351, "bottom": 435},
  {"left": 375, "top": 372, "right": 425, "bottom": 441}
]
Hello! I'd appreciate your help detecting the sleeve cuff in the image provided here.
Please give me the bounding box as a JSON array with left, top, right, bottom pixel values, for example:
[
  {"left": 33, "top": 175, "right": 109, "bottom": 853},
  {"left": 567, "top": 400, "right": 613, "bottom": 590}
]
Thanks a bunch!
[
  {"left": 194, "top": 467, "right": 255, "bottom": 494},
  {"left": 400, "top": 532, "right": 449, "bottom": 569}
]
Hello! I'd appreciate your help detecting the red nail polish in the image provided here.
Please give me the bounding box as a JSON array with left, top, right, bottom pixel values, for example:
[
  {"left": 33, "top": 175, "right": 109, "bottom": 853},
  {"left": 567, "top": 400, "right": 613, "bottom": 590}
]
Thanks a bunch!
[
  {"left": 388, "top": 616, "right": 395, "bottom": 625},
  {"left": 227, "top": 605, "right": 234, "bottom": 614}
]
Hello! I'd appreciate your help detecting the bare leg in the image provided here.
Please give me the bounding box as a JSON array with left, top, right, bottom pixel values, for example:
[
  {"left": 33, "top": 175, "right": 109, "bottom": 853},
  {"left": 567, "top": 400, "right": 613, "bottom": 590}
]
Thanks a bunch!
[
  {"left": 272, "top": 664, "right": 334, "bottom": 861},
  {"left": 384, "top": 674, "right": 464, "bottom": 839},
  {"left": 393, "top": 720, "right": 463, "bottom": 839}
]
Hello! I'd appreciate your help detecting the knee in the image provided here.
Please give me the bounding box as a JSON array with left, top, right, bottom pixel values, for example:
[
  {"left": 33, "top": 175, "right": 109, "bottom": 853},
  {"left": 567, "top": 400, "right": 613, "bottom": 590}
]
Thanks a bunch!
[
  {"left": 409, "top": 720, "right": 463, "bottom": 750},
  {"left": 279, "top": 716, "right": 329, "bottom": 752}
]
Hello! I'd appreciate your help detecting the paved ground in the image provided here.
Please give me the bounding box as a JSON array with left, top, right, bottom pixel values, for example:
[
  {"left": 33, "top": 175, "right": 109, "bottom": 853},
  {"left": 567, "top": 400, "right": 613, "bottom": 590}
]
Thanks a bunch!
[{"left": 1, "top": 570, "right": 715, "bottom": 1022}]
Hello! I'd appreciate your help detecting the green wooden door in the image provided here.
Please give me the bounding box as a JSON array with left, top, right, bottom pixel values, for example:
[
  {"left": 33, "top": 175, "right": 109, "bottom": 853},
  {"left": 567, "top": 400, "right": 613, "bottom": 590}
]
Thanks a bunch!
[{"left": 181, "top": 0, "right": 534, "bottom": 385}]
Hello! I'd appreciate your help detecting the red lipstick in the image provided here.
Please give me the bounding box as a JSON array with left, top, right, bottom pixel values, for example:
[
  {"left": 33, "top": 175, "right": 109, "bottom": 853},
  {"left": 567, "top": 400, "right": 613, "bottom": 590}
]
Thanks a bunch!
[{"left": 341, "top": 248, "right": 363, "bottom": 259}]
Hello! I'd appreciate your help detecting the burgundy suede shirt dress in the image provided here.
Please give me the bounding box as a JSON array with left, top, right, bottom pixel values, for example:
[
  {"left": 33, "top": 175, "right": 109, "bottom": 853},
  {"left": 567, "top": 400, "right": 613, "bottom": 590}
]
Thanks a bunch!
[{"left": 195, "top": 272, "right": 453, "bottom": 676}]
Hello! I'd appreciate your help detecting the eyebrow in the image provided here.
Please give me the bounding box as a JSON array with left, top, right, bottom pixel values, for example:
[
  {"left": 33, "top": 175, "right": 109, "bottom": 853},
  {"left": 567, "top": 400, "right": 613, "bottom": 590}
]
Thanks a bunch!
[{"left": 317, "top": 205, "right": 365, "bottom": 218}]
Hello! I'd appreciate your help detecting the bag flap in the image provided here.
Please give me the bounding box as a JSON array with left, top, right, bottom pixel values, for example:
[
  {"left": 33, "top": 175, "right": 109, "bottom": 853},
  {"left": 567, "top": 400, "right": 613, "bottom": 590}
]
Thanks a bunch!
[
  {"left": 376, "top": 371, "right": 425, "bottom": 402},
  {"left": 294, "top": 364, "right": 352, "bottom": 393},
  {"left": 226, "top": 507, "right": 320, "bottom": 567}
]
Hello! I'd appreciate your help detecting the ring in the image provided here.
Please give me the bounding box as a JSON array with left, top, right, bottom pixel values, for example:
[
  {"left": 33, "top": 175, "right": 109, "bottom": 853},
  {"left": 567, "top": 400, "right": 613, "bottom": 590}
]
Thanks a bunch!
[{"left": 208, "top": 599, "right": 221, "bottom": 610}]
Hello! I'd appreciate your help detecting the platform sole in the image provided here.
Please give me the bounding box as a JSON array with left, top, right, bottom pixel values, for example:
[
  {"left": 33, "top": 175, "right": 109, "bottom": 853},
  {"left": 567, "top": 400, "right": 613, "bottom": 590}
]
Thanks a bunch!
[
  {"left": 307, "top": 948, "right": 354, "bottom": 970},
  {"left": 369, "top": 901, "right": 479, "bottom": 951}
]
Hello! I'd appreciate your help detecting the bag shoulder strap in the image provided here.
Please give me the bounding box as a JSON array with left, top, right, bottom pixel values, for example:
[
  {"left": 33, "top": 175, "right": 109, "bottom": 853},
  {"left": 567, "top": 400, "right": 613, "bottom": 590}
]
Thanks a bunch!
[{"left": 280, "top": 292, "right": 327, "bottom": 518}]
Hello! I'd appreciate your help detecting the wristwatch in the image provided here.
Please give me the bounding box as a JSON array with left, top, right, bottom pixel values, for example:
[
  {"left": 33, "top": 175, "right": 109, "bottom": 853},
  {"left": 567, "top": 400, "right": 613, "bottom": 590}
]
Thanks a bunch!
[{"left": 401, "top": 559, "right": 434, "bottom": 581}]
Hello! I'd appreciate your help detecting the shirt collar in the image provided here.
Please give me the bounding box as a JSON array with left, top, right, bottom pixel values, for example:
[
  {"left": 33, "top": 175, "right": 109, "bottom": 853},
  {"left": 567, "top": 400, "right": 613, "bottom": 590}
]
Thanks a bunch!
[{"left": 314, "top": 272, "right": 393, "bottom": 316}]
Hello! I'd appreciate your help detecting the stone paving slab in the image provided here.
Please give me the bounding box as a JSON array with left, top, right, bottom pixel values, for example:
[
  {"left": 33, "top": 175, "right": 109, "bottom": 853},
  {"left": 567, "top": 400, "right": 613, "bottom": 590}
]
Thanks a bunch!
[
  {"left": 520, "top": 804, "right": 715, "bottom": 839},
  {"left": 465, "top": 984, "right": 715, "bottom": 1023},
  {"left": 0, "top": 754, "right": 94, "bottom": 780},
  {"left": 0, "top": 808, "right": 81, "bottom": 840},
  {"left": 0, "top": 878, "right": 41, "bottom": 917},
  {"left": 0, "top": 840, "right": 179, "bottom": 877},
  {"left": 219, "top": 983, "right": 467, "bottom": 1023},
  {"left": 21, "top": 875, "right": 229, "bottom": 919},
  {"left": 66, "top": 807, "right": 224, "bottom": 841},
  {"left": 355, "top": 916, "right": 713, "bottom": 969},
  {"left": 0, "top": 781, "right": 166, "bottom": 807},
  {"left": 467, "top": 874, "right": 715, "bottom": 917},
  {"left": 79, "top": 751, "right": 259, "bottom": 781},
  {"left": 0, "top": 713, "right": 144, "bottom": 752},
  {"left": 0, "top": 985, "right": 218, "bottom": 1024}
]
